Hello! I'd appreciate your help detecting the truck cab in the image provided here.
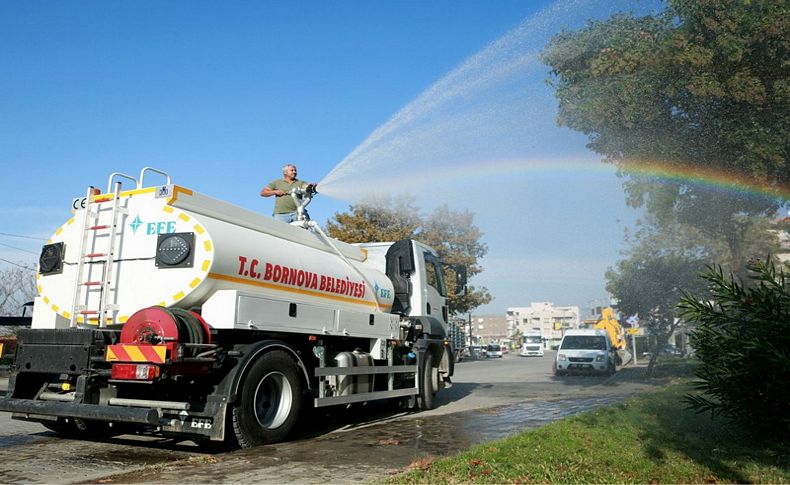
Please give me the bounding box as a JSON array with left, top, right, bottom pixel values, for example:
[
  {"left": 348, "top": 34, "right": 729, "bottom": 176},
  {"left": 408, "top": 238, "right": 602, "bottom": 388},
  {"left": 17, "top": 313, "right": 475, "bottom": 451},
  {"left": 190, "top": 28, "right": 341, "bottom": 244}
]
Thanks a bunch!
[
  {"left": 519, "top": 333, "right": 544, "bottom": 357},
  {"left": 355, "top": 240, "right": 449, "bottom": 328}
]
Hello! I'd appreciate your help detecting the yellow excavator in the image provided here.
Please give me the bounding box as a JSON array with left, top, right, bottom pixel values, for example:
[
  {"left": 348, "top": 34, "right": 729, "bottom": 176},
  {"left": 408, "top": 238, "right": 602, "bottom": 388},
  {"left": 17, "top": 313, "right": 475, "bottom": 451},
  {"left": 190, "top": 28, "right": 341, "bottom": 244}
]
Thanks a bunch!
[{"left": 594, "top": 307, "right": 632, "bottom": 366}]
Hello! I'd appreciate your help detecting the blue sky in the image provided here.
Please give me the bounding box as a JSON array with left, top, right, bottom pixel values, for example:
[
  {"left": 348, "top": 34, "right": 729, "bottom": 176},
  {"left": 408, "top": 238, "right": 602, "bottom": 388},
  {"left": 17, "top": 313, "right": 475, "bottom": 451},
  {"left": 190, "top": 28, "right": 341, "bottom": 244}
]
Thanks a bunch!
[{"left": 0, "top": 0, "right": 656, "bottom": 315}]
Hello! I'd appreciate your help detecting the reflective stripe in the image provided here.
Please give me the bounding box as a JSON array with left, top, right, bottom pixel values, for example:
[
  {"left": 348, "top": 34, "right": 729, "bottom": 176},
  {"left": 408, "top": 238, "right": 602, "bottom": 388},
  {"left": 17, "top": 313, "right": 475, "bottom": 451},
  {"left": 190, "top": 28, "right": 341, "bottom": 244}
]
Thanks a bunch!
[{"left": 106, "top": 344, "right": 167, "bottom": 363}]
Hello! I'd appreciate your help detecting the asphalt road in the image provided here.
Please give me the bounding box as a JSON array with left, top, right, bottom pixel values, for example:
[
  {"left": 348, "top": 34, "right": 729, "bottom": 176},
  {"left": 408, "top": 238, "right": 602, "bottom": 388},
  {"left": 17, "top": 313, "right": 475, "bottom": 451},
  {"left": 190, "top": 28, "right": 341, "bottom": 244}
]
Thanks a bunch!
[{"left": 0, "top": 352, "right": 662, "bottom": 484}]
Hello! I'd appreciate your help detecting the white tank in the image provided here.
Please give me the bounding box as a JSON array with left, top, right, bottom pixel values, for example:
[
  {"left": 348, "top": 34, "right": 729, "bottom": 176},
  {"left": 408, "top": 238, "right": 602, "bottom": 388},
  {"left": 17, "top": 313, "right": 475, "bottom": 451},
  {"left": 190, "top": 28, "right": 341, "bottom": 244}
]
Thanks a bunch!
[{"left": 33, "top": 184, "right": 395, "bottom": 328}]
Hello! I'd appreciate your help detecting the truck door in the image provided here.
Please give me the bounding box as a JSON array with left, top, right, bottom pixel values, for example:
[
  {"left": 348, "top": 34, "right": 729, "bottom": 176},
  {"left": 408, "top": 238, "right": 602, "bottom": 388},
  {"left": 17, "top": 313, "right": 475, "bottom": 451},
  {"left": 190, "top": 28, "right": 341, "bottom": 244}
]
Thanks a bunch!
[{"left": 421, "top": 251, "right": 448, "bottom": 324}]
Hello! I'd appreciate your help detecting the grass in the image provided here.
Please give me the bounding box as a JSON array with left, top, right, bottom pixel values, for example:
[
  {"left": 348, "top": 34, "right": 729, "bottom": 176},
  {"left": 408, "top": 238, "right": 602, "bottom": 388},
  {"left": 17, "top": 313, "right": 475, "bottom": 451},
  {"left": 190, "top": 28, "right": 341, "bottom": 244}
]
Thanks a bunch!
[{"left": 388, "top": 360, "right": 790, "bottom": 484}]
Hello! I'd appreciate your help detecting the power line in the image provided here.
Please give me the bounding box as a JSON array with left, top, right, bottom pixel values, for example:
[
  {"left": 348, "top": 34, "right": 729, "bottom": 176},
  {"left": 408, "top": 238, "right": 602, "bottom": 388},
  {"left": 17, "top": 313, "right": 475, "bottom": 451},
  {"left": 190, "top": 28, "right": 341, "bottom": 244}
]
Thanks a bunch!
[
  {"left": 0, "top": 241, "right": 38, "bottom": 255},
  {"left": 0, "top": 258, "right": 36, "bottom": 271},
  {"left": 0, "top": 232, "right": 46, "bottom": 241}
]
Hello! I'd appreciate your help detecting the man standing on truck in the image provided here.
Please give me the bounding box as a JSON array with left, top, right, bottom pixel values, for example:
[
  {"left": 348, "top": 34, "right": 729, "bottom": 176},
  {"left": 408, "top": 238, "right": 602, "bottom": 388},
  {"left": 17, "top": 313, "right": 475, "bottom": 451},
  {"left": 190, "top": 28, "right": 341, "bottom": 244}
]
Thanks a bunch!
[{"left": 260, "top": 163, "right": 316, "bottom": 223}]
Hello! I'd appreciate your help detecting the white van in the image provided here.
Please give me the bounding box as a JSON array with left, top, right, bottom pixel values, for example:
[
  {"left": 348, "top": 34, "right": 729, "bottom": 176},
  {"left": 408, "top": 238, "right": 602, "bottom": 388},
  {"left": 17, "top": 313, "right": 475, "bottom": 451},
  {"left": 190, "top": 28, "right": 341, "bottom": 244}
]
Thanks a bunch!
[{"left": 554, "top": 329, "right": 616, "bottom": 376}]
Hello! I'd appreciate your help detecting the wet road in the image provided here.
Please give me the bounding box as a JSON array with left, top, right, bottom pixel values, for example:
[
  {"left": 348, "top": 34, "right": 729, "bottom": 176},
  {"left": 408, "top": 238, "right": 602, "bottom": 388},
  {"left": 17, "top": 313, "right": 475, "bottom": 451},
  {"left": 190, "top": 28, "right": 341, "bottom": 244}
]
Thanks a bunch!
[{"left": 0, "top": 353, "right": 664, "bottom": 483}]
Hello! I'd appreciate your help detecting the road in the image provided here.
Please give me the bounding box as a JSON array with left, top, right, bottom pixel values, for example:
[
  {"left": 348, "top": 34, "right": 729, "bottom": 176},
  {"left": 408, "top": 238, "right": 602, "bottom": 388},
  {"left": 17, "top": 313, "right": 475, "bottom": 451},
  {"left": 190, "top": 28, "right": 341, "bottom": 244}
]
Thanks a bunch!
[{"left": 0, "top": 352, "right": 664, "bottom": 483}]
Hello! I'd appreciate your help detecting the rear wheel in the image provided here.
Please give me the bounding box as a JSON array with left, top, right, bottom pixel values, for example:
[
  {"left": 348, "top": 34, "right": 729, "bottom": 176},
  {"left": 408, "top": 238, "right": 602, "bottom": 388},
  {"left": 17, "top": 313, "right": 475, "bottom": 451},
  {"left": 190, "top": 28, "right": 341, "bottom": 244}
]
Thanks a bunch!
[
  {"left": 419, "top": 349, "right": 439, "bottom": 410},
  {"left": 231, "top": 350, "right": 303, "bottom": 448}
]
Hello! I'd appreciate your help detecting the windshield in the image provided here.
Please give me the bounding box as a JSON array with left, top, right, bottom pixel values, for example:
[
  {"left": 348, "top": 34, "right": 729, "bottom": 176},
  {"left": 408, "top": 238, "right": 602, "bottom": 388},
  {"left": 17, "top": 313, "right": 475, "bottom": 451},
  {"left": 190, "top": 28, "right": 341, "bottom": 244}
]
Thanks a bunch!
[
  {"left": 560, "top": 336, "right": 606, "bottom": 351},
  {"left": 525, "top": 336, "right": 541, "bottom": 344},
  {"left": 486, "top": 345, "right": 500, "bottom": 351}
]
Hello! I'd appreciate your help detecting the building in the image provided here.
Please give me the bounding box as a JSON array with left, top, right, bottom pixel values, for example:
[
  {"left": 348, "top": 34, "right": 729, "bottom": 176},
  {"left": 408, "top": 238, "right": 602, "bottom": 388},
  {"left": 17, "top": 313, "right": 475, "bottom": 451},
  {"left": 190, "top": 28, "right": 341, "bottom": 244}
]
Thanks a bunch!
[
  {"left": 466, "top": 314, "right": 509, "bottom": 345},
  {"left": 506, "top": 302, "right": 581, "bottom": 349}
]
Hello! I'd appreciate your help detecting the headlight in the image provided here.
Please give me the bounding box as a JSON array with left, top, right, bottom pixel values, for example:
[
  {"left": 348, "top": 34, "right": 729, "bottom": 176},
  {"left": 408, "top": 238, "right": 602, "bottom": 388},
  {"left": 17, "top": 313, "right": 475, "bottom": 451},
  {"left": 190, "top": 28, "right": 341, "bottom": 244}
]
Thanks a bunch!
[
  {"left": 596, "top": 354, "right": 605, "bottom": 362},
  {"left": 39, "top": 242, "right": 65, "bottom": 275},
  {"left": 155, "top": 233, "right": 195, "bottom": 268},
  {"left": 557, "top": 353, "right": 566, "bottom": 361}
]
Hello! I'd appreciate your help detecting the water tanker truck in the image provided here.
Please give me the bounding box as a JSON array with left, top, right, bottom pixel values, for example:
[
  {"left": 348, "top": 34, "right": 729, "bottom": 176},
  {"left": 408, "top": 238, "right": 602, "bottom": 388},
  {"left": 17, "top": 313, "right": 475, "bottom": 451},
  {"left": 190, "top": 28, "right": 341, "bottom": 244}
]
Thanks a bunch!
[{"left": 0, "top": 168, "right": 457, "bottom": 447}]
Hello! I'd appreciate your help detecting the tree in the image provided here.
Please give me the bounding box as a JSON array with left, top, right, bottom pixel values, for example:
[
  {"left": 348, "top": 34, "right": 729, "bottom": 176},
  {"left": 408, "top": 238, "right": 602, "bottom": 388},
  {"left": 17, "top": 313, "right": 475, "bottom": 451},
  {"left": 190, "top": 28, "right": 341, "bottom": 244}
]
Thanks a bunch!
[
  {"left": 606, "top": 247, "right": 708, "bottom": 375},
  {"left": 0, "top": 265, "right": 37, "bottom": 316},
  {"left": 543, "top": 0, "right": 789, "bottom": 277},
  {"left": 325, "top": 195, "right": 421, "bottom": 244},
  {"left": 678, "top": 259, "right": 790, "bottom": 439},
  {"left": 326, "top": 198, "right": 491, "bottom": 315}
]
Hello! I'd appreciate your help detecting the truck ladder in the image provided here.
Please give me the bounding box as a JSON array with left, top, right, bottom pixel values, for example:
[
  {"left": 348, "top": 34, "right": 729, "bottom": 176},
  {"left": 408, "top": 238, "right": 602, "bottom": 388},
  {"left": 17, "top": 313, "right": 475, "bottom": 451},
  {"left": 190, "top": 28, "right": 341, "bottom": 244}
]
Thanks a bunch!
[{"left": 69, "top": 182, "right": 125, "bottom": 328}]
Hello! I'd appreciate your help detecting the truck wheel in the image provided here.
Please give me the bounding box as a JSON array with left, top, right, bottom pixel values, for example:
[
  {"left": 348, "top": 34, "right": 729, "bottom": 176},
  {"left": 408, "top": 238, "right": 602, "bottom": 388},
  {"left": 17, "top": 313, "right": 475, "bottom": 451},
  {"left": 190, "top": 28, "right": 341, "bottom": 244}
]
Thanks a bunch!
[
  {"left": 419, "top": 349, "right": 439, "bottom": 410},
  {"left": 231, "top": 350, "right": 303, "bottom": 448}
]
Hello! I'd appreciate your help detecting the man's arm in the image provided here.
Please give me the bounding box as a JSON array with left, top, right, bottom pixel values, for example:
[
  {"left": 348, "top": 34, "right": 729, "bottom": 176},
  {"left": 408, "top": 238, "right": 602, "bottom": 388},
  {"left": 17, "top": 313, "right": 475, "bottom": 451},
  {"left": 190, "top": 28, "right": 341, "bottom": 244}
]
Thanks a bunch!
[{"left": 261, "top": 186, "right": 285, "bottom": 197}]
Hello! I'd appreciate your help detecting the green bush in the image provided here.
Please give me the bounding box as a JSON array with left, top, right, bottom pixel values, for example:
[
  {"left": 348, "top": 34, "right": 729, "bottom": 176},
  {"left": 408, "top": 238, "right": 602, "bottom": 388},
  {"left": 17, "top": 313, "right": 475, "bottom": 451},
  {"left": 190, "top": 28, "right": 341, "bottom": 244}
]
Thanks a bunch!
[{"left": 678, "top": 259, "right": 790, "bottom": 440}]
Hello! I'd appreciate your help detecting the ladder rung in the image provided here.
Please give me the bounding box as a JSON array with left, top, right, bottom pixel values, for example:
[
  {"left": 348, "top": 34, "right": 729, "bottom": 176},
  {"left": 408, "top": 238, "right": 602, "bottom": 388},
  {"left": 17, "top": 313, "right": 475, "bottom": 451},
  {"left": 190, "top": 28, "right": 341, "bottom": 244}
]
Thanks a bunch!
[
  {"left": 89, "top": 225, "right": 110, "bottom": 230},
  {"left": 83, "top": 281, "right": 102, "bottom": 286},
  {"left": 85, "top": 253, "right": 106, "bottom": 258},
  {"left": 79, "top": 310, "right": 99, "bottom": 315},
  {"left": 93, "top": 197, "right": 112, "bottom": 203}
]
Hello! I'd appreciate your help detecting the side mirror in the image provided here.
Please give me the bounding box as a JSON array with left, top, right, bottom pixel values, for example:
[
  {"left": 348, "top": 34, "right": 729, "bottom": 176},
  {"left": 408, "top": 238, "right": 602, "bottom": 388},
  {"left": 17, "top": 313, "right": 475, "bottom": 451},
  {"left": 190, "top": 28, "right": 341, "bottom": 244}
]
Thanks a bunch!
[{"left": 453, "top": 265, "right": 468, "bottom": 294}]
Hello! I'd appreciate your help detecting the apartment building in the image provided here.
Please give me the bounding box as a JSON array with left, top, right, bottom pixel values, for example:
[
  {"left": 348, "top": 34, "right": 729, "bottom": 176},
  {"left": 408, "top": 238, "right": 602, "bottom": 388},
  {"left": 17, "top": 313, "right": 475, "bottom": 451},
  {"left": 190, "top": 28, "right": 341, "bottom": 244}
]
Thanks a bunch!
[{"left": 506, "top": 302, "right": 581, "bottom": 348}]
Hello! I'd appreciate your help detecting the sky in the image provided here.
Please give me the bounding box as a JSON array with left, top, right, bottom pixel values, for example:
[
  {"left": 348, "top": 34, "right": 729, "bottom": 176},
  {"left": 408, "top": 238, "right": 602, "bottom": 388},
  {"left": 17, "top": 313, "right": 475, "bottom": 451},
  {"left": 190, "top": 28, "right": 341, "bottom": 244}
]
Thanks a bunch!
[{"left": 0, "top": 0, "right": 661, "bottom": 316}]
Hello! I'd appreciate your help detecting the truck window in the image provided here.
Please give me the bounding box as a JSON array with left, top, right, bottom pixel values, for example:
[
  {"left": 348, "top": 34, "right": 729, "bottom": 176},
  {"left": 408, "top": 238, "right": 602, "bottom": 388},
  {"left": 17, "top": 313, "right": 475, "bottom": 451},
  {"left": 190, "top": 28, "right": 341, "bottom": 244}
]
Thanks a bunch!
[
  {"left": 560, "top": 336, "right": 607, "bottom": 351},
  {"left": 423, "top": 252, "right": 446, "bottom": 297}
]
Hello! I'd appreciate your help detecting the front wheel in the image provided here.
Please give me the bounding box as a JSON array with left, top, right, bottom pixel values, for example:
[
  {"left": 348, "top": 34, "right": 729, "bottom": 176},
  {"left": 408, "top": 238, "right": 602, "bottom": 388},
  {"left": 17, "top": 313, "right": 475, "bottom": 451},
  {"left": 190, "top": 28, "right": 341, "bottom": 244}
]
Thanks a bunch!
[
  {"left": 419, "top": 349, "right": 440, "bottom": 410},
  {"left": 231, "top": 350, "right": 303, "bottom": 448}
]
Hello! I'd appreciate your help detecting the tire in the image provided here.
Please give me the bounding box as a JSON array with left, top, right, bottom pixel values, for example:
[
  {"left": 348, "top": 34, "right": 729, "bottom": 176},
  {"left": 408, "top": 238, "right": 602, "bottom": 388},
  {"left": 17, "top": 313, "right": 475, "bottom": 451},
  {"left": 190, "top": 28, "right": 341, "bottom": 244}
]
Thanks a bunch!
[
  {"left": 231, "top": 350, "right": 303, "bottom": 448},
  {"left": 419, "top": 349, "right": 440, "bottom": 410}
]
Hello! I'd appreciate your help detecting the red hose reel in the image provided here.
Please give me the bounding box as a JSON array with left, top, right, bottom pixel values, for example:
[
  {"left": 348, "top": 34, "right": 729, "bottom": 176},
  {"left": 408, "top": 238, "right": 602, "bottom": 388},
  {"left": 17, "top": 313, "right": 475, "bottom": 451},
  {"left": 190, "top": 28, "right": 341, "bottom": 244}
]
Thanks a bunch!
[{"left": 120, "top": 306, "right": 211, "bottom": 361}]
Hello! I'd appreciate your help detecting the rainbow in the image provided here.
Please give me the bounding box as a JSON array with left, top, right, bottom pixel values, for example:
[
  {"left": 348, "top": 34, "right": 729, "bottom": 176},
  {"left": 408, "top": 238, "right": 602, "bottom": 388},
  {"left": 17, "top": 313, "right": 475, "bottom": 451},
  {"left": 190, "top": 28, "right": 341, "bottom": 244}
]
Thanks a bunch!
[
  {"left": 434, "top": 157, "right": 790, "bottom": 202},
  {"left": 617, "top": 159, "right": 790, "bottom": 201},
  {"left": 319, "top": 156, "right": 789, "bottom": 205}
]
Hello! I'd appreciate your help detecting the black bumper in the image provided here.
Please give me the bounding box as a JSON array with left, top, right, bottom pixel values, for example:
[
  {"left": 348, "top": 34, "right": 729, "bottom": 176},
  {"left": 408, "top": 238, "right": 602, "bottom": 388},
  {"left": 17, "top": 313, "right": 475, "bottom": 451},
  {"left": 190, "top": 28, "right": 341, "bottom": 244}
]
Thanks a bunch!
[{"left": 0, "top": 398, "right": 159, "bottom": 425}]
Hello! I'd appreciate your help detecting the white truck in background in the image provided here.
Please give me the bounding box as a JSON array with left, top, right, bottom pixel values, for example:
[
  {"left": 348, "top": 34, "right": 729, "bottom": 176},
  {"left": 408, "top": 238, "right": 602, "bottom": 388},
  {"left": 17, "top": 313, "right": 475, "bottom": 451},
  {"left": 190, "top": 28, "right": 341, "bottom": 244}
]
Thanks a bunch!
[
  {"left": 0, "top": 168, "right": 460, "bottom": 448},
  {"left": 519, "top": 331, "right": 544, "bottom": 357}
]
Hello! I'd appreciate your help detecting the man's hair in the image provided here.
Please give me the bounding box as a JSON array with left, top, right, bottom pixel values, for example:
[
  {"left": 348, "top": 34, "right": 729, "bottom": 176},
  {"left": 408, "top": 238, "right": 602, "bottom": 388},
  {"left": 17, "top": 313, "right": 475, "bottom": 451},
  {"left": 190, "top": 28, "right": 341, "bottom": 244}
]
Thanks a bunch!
[{"left": 282, "top": 163, "right": 296, "bottom": 174}]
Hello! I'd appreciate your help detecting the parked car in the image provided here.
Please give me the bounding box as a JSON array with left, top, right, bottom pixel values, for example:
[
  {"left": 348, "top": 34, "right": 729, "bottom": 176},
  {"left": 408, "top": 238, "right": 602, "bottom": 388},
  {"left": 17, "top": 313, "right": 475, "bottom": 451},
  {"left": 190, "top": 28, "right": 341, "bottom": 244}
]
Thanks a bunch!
[
  {"left": 554, "top": 329, "right": 616, "bottom": 376},
  {"left": 500, "top": 345, "right": 509, "bottom": 354},
  {"left": 485, "top": 343, "right": 503, "bottom": 358},
  {"left": 467, "top": 345, "right": 483, "bottom": 359}
]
